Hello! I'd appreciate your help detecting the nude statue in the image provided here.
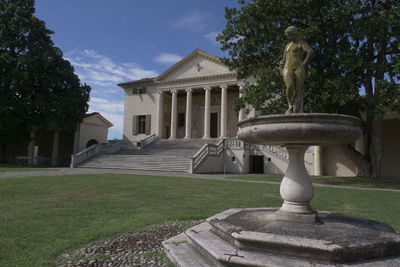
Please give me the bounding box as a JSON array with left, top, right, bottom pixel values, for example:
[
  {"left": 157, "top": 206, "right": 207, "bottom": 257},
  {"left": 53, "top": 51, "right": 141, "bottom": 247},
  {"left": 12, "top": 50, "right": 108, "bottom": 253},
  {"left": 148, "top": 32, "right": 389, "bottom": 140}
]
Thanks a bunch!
[{"left": 279, "top": 26, "right": 314, "bottom": 114}]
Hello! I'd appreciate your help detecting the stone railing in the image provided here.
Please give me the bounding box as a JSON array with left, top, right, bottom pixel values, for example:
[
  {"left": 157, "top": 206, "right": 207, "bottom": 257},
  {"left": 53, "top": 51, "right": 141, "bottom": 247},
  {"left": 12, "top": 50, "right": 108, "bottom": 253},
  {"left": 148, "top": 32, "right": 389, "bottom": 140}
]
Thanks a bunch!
[
  {"left": 140, "top": 134, "right": 157, "bottom": 149},
  {"left": 225, "top": 138, "right": 314, "bottom": 167},
  {"left": 190, "top": 139, "right": 224, "bottom": 173},
  {"left": 70, "top": 144, "right": 100, "bottom": 168},
  {"left": 100, "top": 141, "right": 124, "bottom": 154}
]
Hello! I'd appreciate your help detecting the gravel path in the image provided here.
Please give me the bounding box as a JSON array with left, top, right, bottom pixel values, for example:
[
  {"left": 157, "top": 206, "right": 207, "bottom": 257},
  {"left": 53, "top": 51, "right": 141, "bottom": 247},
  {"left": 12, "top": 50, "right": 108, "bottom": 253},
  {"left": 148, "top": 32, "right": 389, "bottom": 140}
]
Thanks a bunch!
[{"left": 58, "top": 220, "right": 203, "bottom": 267}]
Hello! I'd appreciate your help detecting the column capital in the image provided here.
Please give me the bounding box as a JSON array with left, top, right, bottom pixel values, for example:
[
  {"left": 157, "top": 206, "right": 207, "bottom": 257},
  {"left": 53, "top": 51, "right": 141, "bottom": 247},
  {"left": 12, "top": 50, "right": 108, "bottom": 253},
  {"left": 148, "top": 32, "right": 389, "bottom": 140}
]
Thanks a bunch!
[
  {"left": 157, "top": 90, "right": 164, "bottom": 95},
  {"left": 238, "top": 81, "right": 246, "bottom": 89},
  {"left": 220, "top": 84, "right": 228, "bottom": 90},
  {"left": 204, "top": 86, "right": 212, "bottom": 91},
  {"left": 170, "top": 89, "right": 178, "bottom": 94},
  {"left": 185, "top": 88, "right": 193, "bottom": 93}
]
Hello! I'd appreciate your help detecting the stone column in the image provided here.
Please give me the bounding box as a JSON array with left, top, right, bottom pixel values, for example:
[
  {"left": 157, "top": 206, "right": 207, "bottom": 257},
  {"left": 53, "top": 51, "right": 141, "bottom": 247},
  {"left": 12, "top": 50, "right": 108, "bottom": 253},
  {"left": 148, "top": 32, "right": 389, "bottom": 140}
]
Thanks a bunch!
[
  {"left": 184, "top": 88, "right": 193, "bottom": 139},
  {"left": 52, "top": 131, "right": 59, "bottom": 166},
  {"left": 72, "top": 124, "right": 80, "bottom": 154},
  {"left": 314, "top": 146, "right": 322, "bottom": 176},
  {"left": 203, "top": 87, "right": 212, "bottom": 139},
  {"left": 238, "top": 82, "right": 246, "bottom": 121},
  {"left": 169, "top": 90, "right": 178, "bottom": 139},
  {"left": 220, "top": 84, "right": 228, "bottom": 138},
  {"left": 27, "top": 131, "right": 36, "bottom": 165},
  {"left": 157, "top": 91, "right": 164, "bottom": 138}
]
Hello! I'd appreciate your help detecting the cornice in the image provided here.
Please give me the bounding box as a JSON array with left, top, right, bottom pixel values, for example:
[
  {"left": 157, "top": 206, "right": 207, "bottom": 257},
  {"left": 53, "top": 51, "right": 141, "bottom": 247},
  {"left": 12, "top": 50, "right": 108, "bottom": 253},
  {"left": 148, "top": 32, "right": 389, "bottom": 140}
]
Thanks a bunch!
[{"left": 155, "top": 72, "right": 236, "bottom": 85}]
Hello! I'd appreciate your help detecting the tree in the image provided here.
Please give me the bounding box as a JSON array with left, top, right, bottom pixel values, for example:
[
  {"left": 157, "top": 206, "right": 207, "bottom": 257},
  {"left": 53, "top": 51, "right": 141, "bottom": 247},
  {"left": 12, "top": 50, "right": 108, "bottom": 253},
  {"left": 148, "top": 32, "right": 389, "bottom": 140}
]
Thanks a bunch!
[
  {"left": 0, "top": 0, "right": 90, "bottom": 160},
  {"left": 218, "top": 0, "right": 400, "bottom": 178}
]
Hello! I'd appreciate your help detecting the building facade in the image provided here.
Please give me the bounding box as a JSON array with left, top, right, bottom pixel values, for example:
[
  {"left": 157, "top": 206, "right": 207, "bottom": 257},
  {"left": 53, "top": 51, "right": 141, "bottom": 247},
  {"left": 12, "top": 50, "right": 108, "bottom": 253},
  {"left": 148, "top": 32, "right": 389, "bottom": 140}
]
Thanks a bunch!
[
  {"left": 1, "top": 112, "right": 113, "bottom": 166},
  {"left": 119, "top": 49, "right": 400, "bottom": 178}
]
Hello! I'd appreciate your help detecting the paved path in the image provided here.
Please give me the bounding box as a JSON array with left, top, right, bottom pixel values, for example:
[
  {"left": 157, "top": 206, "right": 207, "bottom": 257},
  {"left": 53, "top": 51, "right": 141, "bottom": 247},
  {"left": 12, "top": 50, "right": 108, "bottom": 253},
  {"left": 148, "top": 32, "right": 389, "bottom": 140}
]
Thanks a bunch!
[{"left": 1, "top": 167, "right": 399, "bottom": 193}]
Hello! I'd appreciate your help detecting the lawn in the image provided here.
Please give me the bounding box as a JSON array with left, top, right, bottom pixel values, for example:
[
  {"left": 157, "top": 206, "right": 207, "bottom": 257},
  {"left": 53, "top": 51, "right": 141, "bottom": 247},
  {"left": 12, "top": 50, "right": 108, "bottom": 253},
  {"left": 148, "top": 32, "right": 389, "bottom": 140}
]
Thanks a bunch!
[
  {"left": 0, "top": 174, "right": 399, "bottom": 267},
  {"left": 227, "top": 173, "right": 400, "bottom": 189},
  {"left": 0, "top": 164, "right": 57, "bottom": 172}
]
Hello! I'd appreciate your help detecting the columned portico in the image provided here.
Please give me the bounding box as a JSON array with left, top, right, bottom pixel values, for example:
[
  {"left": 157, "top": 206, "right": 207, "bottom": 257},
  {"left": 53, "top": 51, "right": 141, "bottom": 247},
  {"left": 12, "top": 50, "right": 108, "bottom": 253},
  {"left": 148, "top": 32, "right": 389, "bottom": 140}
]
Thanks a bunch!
[
  {"left": 203, "top": 87, "right": 212, "bottom": 139},
  {"left": 220, "top": 84, "right": 228, "bottom": 138},
  {"left": 170, "top": 89, "right": 178, "bottom": 139},
  {"left": 184, "top": 88, "right": 193, "bottom": 139}
]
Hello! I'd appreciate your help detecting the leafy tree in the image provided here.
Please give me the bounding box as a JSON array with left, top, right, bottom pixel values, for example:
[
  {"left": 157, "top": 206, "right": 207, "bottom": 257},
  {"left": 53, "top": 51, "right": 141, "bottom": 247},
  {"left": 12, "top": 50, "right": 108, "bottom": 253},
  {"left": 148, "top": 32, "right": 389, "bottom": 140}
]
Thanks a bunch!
[
  {"left": 218, "top": 0, "right": 400, "bottom": 178},
  {"left": 0, "top": 0, "right": 90, "bottom": 160}
]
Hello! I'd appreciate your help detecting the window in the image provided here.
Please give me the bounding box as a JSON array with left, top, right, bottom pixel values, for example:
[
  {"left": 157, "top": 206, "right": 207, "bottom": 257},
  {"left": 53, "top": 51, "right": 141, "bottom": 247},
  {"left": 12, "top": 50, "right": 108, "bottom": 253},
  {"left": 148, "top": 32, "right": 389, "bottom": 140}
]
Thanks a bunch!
[
  {"left": 138, "top": 115, "right": 146, "bottom": 134},
  {"left": 178, "top": 113, "right": 185, "bottom": 127},
  {"left": 132, "top": 87, "right": 147, "bottom": 94},
  {"left": 132, "top": 115, "right": 151, "bottom": 135}
]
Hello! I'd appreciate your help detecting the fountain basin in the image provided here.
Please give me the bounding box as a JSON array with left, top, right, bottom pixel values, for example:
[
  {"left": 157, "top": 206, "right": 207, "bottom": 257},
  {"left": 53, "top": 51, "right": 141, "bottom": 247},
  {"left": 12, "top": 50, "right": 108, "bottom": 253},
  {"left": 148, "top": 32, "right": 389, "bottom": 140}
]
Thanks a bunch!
[{"left": 237, "top": 113, "right": 362, "bottom": 146}]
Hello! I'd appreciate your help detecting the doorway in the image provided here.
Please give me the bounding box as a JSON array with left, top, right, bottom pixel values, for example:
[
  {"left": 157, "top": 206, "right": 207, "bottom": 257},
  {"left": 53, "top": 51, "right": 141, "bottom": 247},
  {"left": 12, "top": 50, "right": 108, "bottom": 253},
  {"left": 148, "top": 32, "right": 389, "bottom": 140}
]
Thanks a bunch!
[
  {"left": 250, "top": 155, "right": 264, "bottom": 173},
  {"left": 86, "top": 139, "right": 99, "bottom": 148},
  {"left": 210, "top": 112, "right": 218, "bottom": 138}
]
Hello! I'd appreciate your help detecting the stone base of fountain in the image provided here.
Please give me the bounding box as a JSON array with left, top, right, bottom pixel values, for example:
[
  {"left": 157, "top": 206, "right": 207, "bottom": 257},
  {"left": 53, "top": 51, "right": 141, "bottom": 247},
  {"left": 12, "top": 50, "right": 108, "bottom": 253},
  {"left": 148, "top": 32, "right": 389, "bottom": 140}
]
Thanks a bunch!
[
  {"left": 163, "top": 114, "right": 400, "bottom": 266},
  {"left": 163, "top": 208, "right": 400, "bottom": 266}
]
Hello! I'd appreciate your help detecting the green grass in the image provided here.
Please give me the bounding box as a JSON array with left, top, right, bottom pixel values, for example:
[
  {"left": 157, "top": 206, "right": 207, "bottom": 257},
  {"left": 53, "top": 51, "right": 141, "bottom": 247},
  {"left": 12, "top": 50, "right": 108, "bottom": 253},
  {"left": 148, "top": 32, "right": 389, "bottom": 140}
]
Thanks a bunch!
[
  {"left": 0, "top": 164, "right": 57, "bottom": 172},
  {"left": 227, "top": 174, "right": 400, "bottom": 189},
  {"left": 0, "top": 174, "right": 399, "bottom": 266}
]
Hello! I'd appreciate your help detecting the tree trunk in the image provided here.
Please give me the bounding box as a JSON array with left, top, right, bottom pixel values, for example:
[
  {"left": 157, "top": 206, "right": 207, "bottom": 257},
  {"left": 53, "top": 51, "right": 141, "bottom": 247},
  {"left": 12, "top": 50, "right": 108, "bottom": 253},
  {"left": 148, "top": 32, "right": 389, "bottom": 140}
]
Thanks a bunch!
[{"left": 368, "top": 116, "right": 384, "bottom": 178}]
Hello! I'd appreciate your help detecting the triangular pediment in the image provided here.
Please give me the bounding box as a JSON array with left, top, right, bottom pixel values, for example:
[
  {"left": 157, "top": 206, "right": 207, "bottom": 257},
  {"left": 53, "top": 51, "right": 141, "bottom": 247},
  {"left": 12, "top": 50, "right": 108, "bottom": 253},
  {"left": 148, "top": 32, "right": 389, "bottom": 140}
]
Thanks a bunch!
[
  {"left": 156, "top": 49, "right": 235, "bottom": 82},
  {"left": 83, "top": 113, "right": 113, "bottom": 128}
]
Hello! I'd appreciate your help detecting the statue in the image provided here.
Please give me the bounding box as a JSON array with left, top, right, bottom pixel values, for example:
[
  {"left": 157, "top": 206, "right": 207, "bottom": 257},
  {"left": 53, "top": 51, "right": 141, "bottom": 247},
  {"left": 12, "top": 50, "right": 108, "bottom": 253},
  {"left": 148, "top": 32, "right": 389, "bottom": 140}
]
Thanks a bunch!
[{"left": 279, "top": 26, "right": 314, "bottom": 114}]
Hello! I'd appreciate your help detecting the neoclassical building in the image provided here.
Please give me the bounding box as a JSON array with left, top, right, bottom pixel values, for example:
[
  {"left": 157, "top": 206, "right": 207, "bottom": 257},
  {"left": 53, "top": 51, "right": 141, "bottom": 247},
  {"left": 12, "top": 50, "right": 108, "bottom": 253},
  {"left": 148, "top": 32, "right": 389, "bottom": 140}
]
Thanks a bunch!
[
  {"left": 119, "top": 49, "right": 252, "bottom": 142},
  {"left": 116, "top": 49, "right": 400, "bottom": 178}
]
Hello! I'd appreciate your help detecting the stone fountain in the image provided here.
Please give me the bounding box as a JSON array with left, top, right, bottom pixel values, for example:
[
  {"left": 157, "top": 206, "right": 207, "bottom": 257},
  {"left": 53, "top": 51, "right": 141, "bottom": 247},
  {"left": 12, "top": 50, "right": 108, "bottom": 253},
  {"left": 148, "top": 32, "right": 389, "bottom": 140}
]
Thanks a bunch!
[{"left": 163, "top": 27, "right": 400, "bottom": 266}]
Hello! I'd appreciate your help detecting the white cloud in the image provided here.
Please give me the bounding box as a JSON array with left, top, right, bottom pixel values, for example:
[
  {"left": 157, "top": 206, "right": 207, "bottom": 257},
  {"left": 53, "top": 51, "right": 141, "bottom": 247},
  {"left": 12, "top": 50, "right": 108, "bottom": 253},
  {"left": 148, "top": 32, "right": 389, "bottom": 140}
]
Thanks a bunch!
[
  {"left": 154, "top": 53, "right": 183, "bottom": 65},
  {"left": 64, "top": 49, "right": 158, "bottom": 139},
  {"left": 172, "top": 12, "right": 211, "bottom": 32},
  {"left": 204, "top": 31, "right": 219, "bottom": 45},
  {"left": 65, "top": 49, "right": 158, "bottom": 87}
]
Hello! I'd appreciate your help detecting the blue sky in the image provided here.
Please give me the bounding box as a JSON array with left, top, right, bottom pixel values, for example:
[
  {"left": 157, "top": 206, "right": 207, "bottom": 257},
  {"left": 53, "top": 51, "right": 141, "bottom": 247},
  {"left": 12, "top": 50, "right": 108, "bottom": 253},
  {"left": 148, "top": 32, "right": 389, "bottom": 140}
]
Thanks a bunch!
[{"left": 34, "top": 0, "right": 239, "bottom": 139}]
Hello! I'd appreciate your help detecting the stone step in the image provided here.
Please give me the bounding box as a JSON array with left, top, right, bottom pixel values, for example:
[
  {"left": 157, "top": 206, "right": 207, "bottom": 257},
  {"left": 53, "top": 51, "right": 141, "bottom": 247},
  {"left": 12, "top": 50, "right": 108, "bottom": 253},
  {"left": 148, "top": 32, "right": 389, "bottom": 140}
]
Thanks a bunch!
[
  {"left": 77, "top": 138, "right": 221, "bottom": 172},
  {"left": 163, "top": 233, "right": 213, "bottom": 267},
  {"left": 79, "top": 166, "right": 188, "bottom": 172},
  {"left": 184, "top": 222, "right": 320, "bottom": 267}
]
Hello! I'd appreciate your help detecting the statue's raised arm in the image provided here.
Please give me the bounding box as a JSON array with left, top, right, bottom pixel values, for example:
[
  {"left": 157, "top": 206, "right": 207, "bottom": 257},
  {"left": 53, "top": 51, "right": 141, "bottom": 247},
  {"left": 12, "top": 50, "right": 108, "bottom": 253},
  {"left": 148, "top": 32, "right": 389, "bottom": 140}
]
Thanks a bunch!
[{"left": 281, "top": 26, "right": 314, "bottom": 114}]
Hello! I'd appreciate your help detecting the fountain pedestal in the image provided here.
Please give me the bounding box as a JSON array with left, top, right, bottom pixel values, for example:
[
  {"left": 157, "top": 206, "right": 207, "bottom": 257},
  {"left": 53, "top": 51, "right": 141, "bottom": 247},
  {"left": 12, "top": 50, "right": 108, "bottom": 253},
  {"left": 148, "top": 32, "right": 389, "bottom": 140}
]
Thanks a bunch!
[{"left": 163, "top": 114, "right": 400, "bottom": 266}]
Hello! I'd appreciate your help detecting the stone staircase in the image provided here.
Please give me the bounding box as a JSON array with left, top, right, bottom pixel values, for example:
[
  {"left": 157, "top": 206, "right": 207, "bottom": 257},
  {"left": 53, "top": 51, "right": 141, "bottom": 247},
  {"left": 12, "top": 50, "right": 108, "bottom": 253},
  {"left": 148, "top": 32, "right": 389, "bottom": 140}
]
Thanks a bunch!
[{"left": 77, "top": 138, "right": 219, "bottom": 172}]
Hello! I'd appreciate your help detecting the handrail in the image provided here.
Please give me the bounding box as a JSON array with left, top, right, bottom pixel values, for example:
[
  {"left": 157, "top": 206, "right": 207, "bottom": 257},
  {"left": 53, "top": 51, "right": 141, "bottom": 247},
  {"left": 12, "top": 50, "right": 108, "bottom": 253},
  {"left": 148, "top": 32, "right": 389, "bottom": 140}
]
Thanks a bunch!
[
  {"left": 225, "top": 138, "right": 312, "bottom": 166},
  {"left": 70, "top": 144, "right": 100, "bottom": 168},
  {"left": 140, "top": 134, "right": 157, "bottom": 149},
  {"left": 190, "top": 139, "right": 225, "bottom": 173},
  {"left": 101, "top": 141, "right": 124, "bottom": 154}
]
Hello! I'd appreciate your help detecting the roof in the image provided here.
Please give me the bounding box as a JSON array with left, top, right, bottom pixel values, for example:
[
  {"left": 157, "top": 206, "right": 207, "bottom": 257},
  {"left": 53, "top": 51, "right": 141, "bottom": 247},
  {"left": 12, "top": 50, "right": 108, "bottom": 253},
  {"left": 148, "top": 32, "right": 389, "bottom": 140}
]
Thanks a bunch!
[
  {"left": 117, "top": 77, "right": 155, "bottom": 87},
  {"left": 82, "top": 112, "right": 114, "bottom": 128},
  {"left": 117, "top": 49, "right": 228, "bottom": 88}
]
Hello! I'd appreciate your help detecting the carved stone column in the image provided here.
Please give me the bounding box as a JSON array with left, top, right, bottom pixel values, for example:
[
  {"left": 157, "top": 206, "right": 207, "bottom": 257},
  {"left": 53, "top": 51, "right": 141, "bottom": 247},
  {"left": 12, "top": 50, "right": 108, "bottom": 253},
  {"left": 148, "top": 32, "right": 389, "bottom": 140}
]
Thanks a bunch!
[
  {"left": 220, "top": 84, "right": 228, "bottom": 138},
  {"left": 169, "top": 90, "right": 178, "bottom": 139},
  {"left": 52, "top": 131, "right": 59, "bottom": 166},
  {"left": 314, "top": 146, "right": 322, "bottom": 176},
  {"left": 203, "top": 87, "right": 211, "bottom": 139},
  {"left": 184, "top": 88, "right": 193, "bottom": 139},
  {"left": 157, "top": 91, "right": 164, "bottom": 138},
  {"left": 238, "top": 82, "right": 246, "bottom": 122}
]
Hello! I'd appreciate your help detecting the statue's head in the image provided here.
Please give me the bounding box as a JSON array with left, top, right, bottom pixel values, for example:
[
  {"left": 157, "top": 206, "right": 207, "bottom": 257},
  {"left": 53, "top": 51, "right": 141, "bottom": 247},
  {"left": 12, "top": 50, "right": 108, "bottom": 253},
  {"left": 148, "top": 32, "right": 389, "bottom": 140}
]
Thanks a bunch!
[{"left": 285, "top": 26, "right": 300, "bottom": 41}]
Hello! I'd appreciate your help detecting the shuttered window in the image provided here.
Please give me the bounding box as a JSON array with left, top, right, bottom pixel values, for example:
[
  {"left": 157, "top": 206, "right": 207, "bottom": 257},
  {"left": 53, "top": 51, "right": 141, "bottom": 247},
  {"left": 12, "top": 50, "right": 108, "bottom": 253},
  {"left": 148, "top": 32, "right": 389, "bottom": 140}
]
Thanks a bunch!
[
  {"left": 132, "top": 87, "right": 147, "bottom": 94},
  {"left": 132, "top": 115, "right": 151, "bottom": 135}
]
